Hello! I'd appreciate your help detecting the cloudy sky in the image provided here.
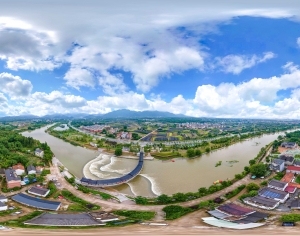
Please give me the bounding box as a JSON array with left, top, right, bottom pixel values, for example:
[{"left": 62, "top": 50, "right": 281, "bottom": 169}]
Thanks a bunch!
[{"left": 1, "top": 0, "right": 300, "bottom": 118}]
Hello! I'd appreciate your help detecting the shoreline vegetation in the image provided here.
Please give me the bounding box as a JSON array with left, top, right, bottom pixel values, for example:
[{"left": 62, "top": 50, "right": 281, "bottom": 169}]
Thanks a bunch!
[{"left": 46, "top": 122, "right": 300, "bottom": 160}]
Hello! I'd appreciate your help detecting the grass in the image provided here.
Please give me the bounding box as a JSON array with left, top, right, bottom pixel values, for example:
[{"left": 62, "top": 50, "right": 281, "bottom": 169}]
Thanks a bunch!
[
  {"left": 68, "top": 203, "right": 87, "bottom": 211},
  {"left": 61, "top": 189, "right": 100, "bottom": 210},
  {"left": 77, "top": 185, "right": 116, "bottom": 200},
  {"left": 162, "top": 205, "right": 193, "bottom": 220},
  {"left": 113, "top": 210, "right": 155, "bottom": 221},
  {"left": 1, "top": 211, "right": 44, "bottom": 227},
  {"left": 0, "top": 207, "right": 21, "bottom": 217}
]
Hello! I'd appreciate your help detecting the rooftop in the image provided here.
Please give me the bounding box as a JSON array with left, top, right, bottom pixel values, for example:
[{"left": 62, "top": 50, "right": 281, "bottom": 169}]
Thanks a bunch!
[
  {"left": 28, "top": 186, "right": 49, "bottom": 196},
  {"left": 247, "top": 195, "right": 279, "bottom": 208},
  {"left": 287, "top": 166, "right": 300, "bottom": 172},
  {"left": 12, "top": 193, "right": 61, "bottom": 211},
  {"left": 268, "top": 179, "right": 288, "bottom": 189},
  {"left": 5, "top": 169, "right": 21, "bottom": 182},
  {"left": 216, "top": 203, "right": 255, "bottom": 217},
  {"left": 24, "top": 213, "right": 103, "bottom": 226},
  {"left": 12, "top": 163, "right": 25, "bottom": 170},
  {"left": 271, "top": 158, "right": 285, "bottom": 166},
  {"left": 259, "top": 187, "right": 289, "bottom": 200},
  {"left": 281, "top": 172, "right": 294, "bottom": 183}
]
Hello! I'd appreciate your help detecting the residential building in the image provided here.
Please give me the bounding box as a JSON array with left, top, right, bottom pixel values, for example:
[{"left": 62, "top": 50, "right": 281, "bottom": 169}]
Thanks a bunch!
[
  {"left": 281, "top": 142, "right": 297, "bottom": 149},
  {"left": 268, "top": 179, "right": 288, "bottom": 191},
  {"left": 244, "top": 196, "right": 280, "bottom": 210},
  {"left": 36, "top": 166, "right": 44, "bottom": 174},
  {"left": 35, "top": 148, "right": 44, "bottom": 157},
  {"left": 286, "top": 166, "right": 300, "bottom": 175},
  {"left": 5, "top": 169, "right": 21, "bottom": 189},
  {"left": 28, "top": 186, "right": 50, "bottom": 197},
  {"left": 27, "top": 165, "right": 36, "bottom": 175},
  {"left": 0, "top": 195, "right": 7, "bottom": 203},
  {"left": 0, "top": 202, "right": 7, "bottom": 211},
  {"left": 258, "top": 187, "right": 289, "bottom": 203},
  {"left": 279, "top": 155, "right": 294, "bottom": 165},
  {"left": 294, "top": 159, "right": 300, "bottom": 166},
  {"left": 281, "top": 172, "right": 295, "bottom": 183},
  {"left": 290, "top": 199, "right": 300, "bottom": 210},
  {"left": 269, "top": 158, "right": 285, "bottom": 172},
  {"left": 12, "top": 163, "right": 25, "bottom": 176}
]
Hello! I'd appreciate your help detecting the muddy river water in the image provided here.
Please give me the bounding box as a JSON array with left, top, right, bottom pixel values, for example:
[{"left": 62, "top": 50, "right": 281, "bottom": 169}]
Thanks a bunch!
[{"left": 23, "top": 125, "right": 289, "bottom": 197}]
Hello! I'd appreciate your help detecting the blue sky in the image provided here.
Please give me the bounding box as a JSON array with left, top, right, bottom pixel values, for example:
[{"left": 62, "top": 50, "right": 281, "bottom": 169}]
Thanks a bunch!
[{"left": 1, "top": 0, "right": 300, "bottom": 118}]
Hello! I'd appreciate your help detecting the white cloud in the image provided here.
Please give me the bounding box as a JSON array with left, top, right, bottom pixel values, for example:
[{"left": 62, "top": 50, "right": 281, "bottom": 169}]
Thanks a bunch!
[
  {"left": 216, "top": 52, "right": 275, "bottom": 74},
  {"left": 64, "top": 67, "right": 95, "bottom": 89},
  {"left": 297, "top": 37, "right": 300, "bottom": 48},
  {"left": 0, "top": 72, "right": 32, "bottom": 98}
]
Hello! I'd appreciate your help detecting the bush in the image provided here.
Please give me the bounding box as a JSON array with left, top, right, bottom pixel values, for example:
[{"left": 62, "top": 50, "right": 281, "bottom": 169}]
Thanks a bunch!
[
  {"left": 281, "top": 214, "right": 300, "bottom": 222},
  {"left": 246, "top": 183, "right": 260, "bottom": 192},
  {"left": 114, "top": 210, "right": 155, "bottom": 220},
  {"left": 239, "top": 190, "right": 258, "bottom": 200},
  {"left": 198, "top": 200, "right": 218, "bottom": 210},
  {"left": 224, "top": 184, "right": 245, "bottom": 199},
  {"left": 61, "top": 189, "right": 100, "bottom": 210},
  {"left": 77, "top": 185, "right": 114, "bottom": 200},
  {"left": 260, "top": 180, "right": 268, "bottom": 186},
  {"left": 162, "top": 205, "right": 192, "bottom": 220}
]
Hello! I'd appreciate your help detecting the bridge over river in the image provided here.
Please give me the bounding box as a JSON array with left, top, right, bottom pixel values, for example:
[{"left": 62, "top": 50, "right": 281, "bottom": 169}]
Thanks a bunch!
[{"left": 79, "top": 152, "right": 144, "bottom": 187}]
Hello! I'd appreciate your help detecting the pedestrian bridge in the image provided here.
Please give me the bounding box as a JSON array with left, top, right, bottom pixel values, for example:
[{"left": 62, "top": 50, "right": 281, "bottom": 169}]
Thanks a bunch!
[{"left": 80, "top": 152, "right": 144, "bottom": 187}]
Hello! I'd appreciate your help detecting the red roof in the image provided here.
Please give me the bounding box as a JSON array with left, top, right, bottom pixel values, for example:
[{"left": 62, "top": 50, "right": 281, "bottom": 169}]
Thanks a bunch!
[
  {"left": 284, "top": 186, "right": 297, "bottom": 193},
  {"left": 281, "top": 172, "right": 294, "bottom": 183},
  {"left": 287, "top": 166, "right": 300, "bottom": 172},
  {"left": 12, "top": 163, "right": 25, "bottom": 170}
]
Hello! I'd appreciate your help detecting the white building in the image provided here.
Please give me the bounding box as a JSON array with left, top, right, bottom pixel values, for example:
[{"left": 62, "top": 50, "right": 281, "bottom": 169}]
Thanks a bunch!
[
  {"left": 0, "top": 202, "right": 7, "bottom": 211},
  {"left": 35, "top": 148, "right": 44, "bottom": 157},
  {"left": 0, "top": 195, "right": 7, "bottom": 203}
]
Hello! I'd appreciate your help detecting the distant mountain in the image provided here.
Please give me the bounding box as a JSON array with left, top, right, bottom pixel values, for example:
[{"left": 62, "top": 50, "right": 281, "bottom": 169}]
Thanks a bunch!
[
  {"left": 100, "top": 109, "right": 188, "bottom": 118},
  {"left": 0, "top": 115, "right": 39, "bottom": 121}
]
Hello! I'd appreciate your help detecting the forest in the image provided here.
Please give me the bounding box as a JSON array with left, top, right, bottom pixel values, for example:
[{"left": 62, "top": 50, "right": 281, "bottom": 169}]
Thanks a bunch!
[{"left": 0, "top": 125, "right": 52, "bottom": 168}]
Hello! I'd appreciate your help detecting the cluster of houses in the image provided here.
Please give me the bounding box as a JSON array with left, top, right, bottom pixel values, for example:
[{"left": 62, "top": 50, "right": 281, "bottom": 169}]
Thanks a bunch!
[
  {"left": 243, "top": 142, "right": 300, "bottom": 210},
  {"left": 204, "top": 203, "right": 267, "bottom": 229},
  {"left": 2, "top": 163, "right": 44, "bottom": 189},
  {"left": 116, "top": 131, "right": 132, "bottom": 140}
]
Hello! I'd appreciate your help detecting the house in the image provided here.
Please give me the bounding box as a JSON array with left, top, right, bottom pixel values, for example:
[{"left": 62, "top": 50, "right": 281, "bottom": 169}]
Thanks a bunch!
[
  {"left": 28, "top": 186, "right": 50, "bottom": 197},
  {"left": 279, "top": 155, "right": 295, "bottom": 165},
  {"left": 35, "top": 148, "right": 44, "bottom": 157},
  {"left": 0, "top": 195, "right": 8, "bottom": 203},
  {"left": 290, "top": 199, "right": 300, "bottom": 210},
  {"left": 258, "top": 187, "right": 289, "bottom": 203},
  {"left": 216, "top": 203, "right": 255, "bottom": 218},
  {"left": 27, "top": 165, "right": 36, "bottom": 175},
  {"left": 281, "top": 142, "right": 297, "bottom": 149},
  {"left": 0, "top": 202, "right": 7, "bottom": 211},
  {"left": 286, "top": 166, "right": 300, "bottom": 175},
  {"left": 12, "top": 163, "right": 25, "bottom": 176},
  {"left": 281, "top": 172, "right": 295, "bottom": 183},
  {"left": 269, "top": 158, "right": 285, "bottom": 172},
  {"left": 5, "top": 169, "right": 21, "bottom": 189},
  {"left": 268, "top": 179, "right": 288, "bottom": 191},
  {"left": 294, "top": 159, "right": 300, "bottom": 166},
  {"left": 36, "top": 166, "right": 44, "bottom": 174},
  {"left": 244, "top": 196, "right": 280, "bottom": 210}
]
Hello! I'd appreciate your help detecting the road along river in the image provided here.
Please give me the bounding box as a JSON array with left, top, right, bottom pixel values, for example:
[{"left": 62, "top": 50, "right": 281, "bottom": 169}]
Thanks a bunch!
[{"left": 22, "top": 125, "right": 292, "bottom": 197}]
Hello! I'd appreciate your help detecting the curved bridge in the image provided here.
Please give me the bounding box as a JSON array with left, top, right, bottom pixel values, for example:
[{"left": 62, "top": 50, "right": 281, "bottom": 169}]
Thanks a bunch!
[{"left": 80, "top": 152, "right": 144, "bottom": 187}]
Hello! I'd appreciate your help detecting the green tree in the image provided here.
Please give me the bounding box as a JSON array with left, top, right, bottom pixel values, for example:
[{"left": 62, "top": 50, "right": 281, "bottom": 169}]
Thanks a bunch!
[
  {"left": 250, "top": 163, "right": 267, "bottom": 177},
  {"left": 114, "top": 147, "right": 122, "bottom": 156},
  {"left": 157, "top": 194, "right": 172, "bottom": 204},
  {"left": 135, "top": 196, "right": 149, "bottom": 205},
  {"left": 246, "top": 183, "right": 260, "bottom": 192},
  {"left": 186, "top": 148, "right": 195, "bottom": 158},
  {"left": 244, "top": 166, "right": 250, "bottom": 173},
  {"left": 205, "top": 147, "right": 211, "bottom": 153},
  {"left": 195, "top": 149, "right": 202, "bottom": 156},
  {"left": 249, "top": 159, "right": 256, "bottom": 166}
]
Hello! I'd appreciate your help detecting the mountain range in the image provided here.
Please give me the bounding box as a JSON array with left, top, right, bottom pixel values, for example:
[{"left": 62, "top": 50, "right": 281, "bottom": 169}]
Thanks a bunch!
[{"left": 0, "top": 109, "right": 188, "bottom": 121}]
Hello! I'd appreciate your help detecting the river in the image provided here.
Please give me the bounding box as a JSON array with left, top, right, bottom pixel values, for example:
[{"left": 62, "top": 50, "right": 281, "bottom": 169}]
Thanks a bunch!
[{"left": 22, "top": 125, "right": 289, "bottom": 197}]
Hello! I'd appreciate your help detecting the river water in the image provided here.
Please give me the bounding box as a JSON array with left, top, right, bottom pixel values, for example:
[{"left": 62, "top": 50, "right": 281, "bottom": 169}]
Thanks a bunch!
[{"left": 23, "top": 125, "right": 288, "bottom": 197}]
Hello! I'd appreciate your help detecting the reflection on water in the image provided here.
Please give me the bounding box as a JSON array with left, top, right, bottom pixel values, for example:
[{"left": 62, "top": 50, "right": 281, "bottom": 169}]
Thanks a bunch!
[{"left": 23, "top": 126, "right": 287, "bottom": 196}]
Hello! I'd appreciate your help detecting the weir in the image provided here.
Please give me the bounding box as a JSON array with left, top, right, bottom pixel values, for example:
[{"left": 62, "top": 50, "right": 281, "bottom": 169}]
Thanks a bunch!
[{"left": 80, "top": 152, "right": 144, "bottom": 187}]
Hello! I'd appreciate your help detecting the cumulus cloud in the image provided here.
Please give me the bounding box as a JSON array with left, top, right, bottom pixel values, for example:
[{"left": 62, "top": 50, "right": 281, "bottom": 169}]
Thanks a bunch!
[
  {"left": 0, "top": 72, "right": 32, "bottom": 98},
  {"left": 216, "top": 52, "right": 275, "bottom": 74}
]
